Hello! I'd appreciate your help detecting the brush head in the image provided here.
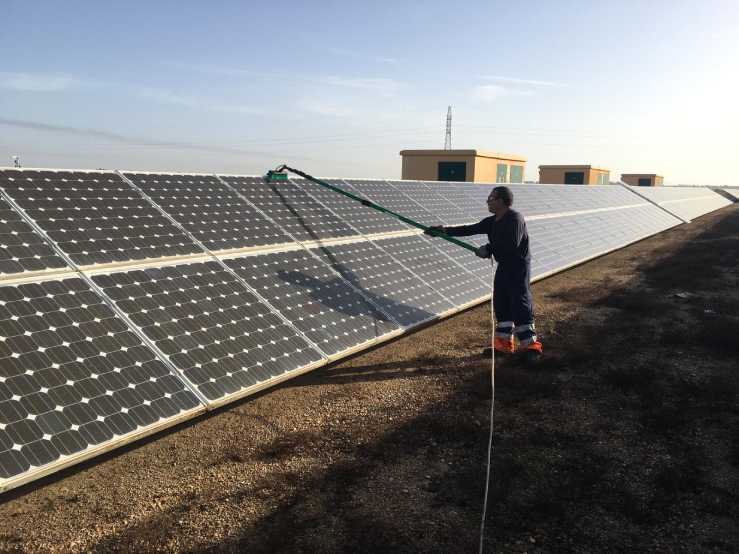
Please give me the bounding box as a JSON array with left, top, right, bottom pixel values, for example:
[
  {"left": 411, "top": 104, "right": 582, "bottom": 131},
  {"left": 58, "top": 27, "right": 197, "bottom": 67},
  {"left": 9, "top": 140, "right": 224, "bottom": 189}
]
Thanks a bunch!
[{"left": 263, "top": 169, "right": 289, "bottom": 184}]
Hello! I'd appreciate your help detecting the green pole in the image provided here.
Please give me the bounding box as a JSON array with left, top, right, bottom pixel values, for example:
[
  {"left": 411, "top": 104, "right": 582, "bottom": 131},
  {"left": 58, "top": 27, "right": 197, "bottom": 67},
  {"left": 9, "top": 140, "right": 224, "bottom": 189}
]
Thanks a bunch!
[{"left": 266, "top": 165, "right": 478, "bottom": 254}]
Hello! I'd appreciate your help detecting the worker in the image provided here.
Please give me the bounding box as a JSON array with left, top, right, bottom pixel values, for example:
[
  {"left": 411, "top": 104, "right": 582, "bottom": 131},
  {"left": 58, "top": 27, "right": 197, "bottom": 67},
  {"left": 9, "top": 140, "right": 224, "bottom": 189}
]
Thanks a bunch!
[{"left": 425, "top": 186, "right": 543, "bottom": 362}]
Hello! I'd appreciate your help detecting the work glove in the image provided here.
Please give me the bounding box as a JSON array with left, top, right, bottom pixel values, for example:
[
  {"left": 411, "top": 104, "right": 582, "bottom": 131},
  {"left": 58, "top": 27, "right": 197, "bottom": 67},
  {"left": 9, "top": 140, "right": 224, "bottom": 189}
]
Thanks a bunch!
[
  {"left": 475, "top": 244, "right": 493, "bottom": 259},
  {"left": 424, "top": 225, "right": 446, "bottom": 236}
]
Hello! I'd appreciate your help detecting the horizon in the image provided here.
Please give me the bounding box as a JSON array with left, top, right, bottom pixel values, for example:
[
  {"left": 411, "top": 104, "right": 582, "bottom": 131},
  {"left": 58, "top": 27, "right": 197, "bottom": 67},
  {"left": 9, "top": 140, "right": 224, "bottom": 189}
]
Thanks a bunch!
[{"left": 2, "top": 1, "right": 738, "bottom": 187}]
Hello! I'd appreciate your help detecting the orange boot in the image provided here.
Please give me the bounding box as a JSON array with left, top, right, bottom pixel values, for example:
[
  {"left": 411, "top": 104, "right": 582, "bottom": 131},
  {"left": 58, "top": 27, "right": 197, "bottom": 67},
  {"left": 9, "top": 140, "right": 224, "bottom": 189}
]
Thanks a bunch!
[
  {"left": 493, "top": 321, "right": 515, "bottom": 354},
  {"left": 493, "top": 336, "right": 515, "bottom": 354}
]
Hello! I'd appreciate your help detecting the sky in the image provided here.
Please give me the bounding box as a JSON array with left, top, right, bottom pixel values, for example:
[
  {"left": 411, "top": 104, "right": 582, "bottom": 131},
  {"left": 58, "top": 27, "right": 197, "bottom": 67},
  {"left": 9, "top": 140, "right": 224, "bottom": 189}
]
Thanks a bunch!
[{"left": 1, "top": 0, "right": 738, "bottom": 185}]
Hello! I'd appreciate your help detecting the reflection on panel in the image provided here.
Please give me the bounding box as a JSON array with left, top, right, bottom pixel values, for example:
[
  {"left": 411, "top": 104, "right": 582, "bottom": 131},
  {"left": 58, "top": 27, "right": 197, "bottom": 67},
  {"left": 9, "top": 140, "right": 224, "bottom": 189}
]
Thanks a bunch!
[
  {"left": 310, "top": 241, "right": 453, "bottom": 327},
  {"left": 226, "top": 249, "right": 399, "bottom": 357},
  {"left": 124, "top": 173, "right": 291, "bottom": 251},
  {"left": 0, "top": 277, "right": 200, "bottom": 484},
  {"left": 92, "top": 261, "right": 324, "bottom": 402}
]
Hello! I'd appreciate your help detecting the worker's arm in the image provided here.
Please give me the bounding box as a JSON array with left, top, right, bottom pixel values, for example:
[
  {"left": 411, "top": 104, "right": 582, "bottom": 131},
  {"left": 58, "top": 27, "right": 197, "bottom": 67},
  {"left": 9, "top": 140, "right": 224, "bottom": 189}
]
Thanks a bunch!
[{"left": 425, "top": 217, "right": 492, "bottom": 237}]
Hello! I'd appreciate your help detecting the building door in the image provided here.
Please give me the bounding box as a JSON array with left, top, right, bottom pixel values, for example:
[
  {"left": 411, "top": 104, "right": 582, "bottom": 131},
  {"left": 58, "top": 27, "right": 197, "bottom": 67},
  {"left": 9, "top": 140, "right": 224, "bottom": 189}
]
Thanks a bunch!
[
  {"left": 638, "top": 178, "right": 651, "bottom": 186},
  {"left": 438, "top": 162, "right": 466, "bottom": 181},
  {"left": 564, "top": 171, "right": 585, "bottom": 184}
]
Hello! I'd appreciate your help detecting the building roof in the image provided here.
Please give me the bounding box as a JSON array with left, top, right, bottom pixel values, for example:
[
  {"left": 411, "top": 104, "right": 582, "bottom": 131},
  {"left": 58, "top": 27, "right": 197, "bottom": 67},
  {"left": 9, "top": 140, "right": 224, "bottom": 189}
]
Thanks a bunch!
[
  {"left": 621, "top": 173, "right": 663, "bottom": 178},
  {"left": 539, "top": 164, "right": 610, "bottom": 171},
  {"left": 399, "top": 149, "right": 526, "bottom": 162}
]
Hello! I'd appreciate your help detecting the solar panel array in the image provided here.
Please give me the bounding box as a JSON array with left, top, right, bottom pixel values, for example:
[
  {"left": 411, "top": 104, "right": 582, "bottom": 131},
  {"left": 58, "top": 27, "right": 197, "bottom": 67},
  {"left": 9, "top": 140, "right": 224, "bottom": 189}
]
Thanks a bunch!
[
  {"left": 625, "top": 185, "right": 732, "bottom": 222},
  {"left": 0, "top": 165, "right": 731, "bottom": 492}
]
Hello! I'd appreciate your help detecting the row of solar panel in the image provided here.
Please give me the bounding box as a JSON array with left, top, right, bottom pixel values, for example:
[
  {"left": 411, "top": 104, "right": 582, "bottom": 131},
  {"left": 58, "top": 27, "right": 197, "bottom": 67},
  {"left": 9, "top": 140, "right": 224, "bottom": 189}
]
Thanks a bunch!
[
  {"left": 0, "top": 169, "right": 731, "bottom": 276},
  {"left": 0, "top": 168, "right": 732, "bottom": 491}
]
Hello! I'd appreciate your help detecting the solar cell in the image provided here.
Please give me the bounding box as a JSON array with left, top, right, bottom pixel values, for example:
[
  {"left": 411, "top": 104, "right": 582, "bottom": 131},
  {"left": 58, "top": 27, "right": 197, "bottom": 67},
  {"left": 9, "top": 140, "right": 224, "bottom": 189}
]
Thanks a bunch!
[
  {"left": 374, "top": 235, "right": 489, "bottom": 306},
  {"left": 0, "top": 276, "right": 201, "bottom": 485},
  {"left": 0, "top": 195, "right": 67, "bottom": 276},
  {"left": 291, "top": 178, "right": 404, "bottom": 235},
  {"left": 91, "top": 261, "right": 324, "bottom": 403},
  {"left": 310, "top": 241, "right": 453, "bottom": 327},
  {"left": 226, "top": 249, "right": 400, "bottom": 357},
  {"left": 625, "top": 186, "right": 732, "bottom": 222},
  {"left": 385, "top": 181, "right": 469, "bottom": 225},
  {"left": 344, "top": 179, "right": 444, "bottom": 227},
  {"left": 0, "top": 170, "right": 201, "bottom": 266},
  {"left": 221, "top": 176, "right": 358, "bottom": 242},
  {"left": 123, "top": 173, "right": 291, "bottom": 251}
]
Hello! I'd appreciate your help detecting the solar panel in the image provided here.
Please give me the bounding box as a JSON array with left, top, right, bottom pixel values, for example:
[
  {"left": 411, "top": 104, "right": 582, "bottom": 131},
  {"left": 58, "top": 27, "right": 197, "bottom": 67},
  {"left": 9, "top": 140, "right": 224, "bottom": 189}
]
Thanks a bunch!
[
  {"left": 528, "top": 204, "right": 681, "bottom": 278},
  {"left": 385, "top": 181, "right": 469, "bottom": 225},
  {"left": 344, "top": 179, "right": 444, "bottom": 227},
  {"left": 0, "top": 276, "right": 201, "bottom": 486},
  {"left": 91, "top": 261, "right": 324, "bottom": 404},
  {"left": 430, "top": 236, "right": 493, "bottom": 284},
  {"left": 310, "top": 241, "right": 453, "bottom": 327},
  {"left": 123, "top": 173, "right": 291, "bottom": 251},
  {"left": 505, "top": 184, "right": 645, "bottom": 217},
  {"left": 0, "top": 195, "right": 68, "bottom": 276},
  {"left": 225, "top": 249, "right": 400, "bottom": 357},
  {"left": 421, "top": 181, "right": 486, "bottom": 223},
  {"left": 221, "top": 176, "right": 359, "bottom": 242},
  {"left": 626, "top": 186, "right": 732, "bottom": 222},
  {"left": 374, "top": 235, "right": 489, "bottom": 306},
  {"left": 290, "top": 178, "right": 404, "bottom": 235},
  {"left": 0, "top": 170, "right": 201, "bottom": 267}
]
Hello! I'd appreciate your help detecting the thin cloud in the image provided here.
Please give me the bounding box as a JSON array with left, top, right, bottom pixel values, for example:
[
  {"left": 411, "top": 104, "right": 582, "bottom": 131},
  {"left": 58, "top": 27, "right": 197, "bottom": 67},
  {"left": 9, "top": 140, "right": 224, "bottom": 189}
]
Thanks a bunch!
[
  {"left": 318, "top": 76, "right": 401, "bottom": 97},
  {"left": 471, "top": 84, "right": 535, "bottom": 102},
  {"left": 132, "top": 87, "right": 265, "bottom": 115},
  {"left": 0, "top": 71, "right": 81, "bottom": 92},
  {"left": 326, "top": 47, "right": 400, "bottom": 65},
  {"left": 167, "top": 62, "right": 403, "bottom": 96},
  {"left": 481, "top": 75, "right": 566, "bottom": 88},
  {"left": 0, "top": 117, "right": 313, "bottom": 159}
]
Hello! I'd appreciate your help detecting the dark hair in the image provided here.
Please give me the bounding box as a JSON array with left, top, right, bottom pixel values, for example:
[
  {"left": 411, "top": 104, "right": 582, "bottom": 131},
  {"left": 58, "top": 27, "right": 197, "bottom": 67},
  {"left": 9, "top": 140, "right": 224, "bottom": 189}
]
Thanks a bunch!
[{"left": 493, "top": 186, "right": 513, "bottom": 207}]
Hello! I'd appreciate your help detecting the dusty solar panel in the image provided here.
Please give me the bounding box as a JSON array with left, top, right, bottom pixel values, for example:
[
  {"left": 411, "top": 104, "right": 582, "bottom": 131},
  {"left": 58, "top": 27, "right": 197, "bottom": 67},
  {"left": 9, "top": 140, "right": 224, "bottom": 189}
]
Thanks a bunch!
[
  {"left": 123, "top": 173, "right": 291, "bottom": 251},
  {"left": 0, "top": 276, "right": 201, "bottom": 484},
  {"left": 626, "top": 186, "right": 732, "bottom": 222},
  {"left": 0, "top": 170, "right": 201, "bottom": 266},
  {"left": 226, "top": 249, "right": 399, "bottom": 357},
  {"left": 91, "top": 261, "right": 324, "bottom": 403},
  {"left": 428, "top": 234, "right": 494, "bottom": 283},
  {"left": 385, "top": 181, "right": 469, "bottom": 225},
  {"left": 0, "top": 195, "right": 68, "bottom": 276},
  {"left": 375, "top": 235, "right": 489, "bottom": 306},
  {"left": 221, "top": 176, "right": 358, "bottom": 242},
  {"left": 421, "top": 181, "right": 485, "bottom": 223},
  {"left": 527, "top": 204, "right": 681, "bottom": 278},
  {"left": 310, "top": 241, "right": 453, "bottom": 327},
  {"left": 291, "top": 178, "right": 404, "bottom": 235},
  {"left": 344, "top": 180, "right": 444, "bottom": 227}
]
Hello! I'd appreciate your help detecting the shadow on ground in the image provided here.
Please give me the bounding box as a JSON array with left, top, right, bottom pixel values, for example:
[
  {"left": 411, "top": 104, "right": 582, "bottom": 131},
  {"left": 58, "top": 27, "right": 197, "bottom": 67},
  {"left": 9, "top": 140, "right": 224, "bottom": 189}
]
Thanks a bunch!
[{"left": 70, "top": 207, "right": 739, "bottom": 552}]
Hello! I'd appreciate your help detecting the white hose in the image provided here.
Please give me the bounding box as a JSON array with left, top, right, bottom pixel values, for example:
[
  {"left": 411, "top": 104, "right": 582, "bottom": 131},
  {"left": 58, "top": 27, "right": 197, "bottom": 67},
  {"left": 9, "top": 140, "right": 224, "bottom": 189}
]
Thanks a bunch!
[{"left": 478, "top": 269, "right": 496, "bottom": 553}]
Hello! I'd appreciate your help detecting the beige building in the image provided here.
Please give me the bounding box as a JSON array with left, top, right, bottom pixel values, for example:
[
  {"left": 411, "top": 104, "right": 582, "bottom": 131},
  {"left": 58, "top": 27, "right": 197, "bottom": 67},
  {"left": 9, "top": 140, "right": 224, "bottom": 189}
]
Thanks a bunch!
[
  {"left": 621, "top": 173, "right": 664, "bottom": 187},
  {"left": 539, "top": 165, "right": 610, "bottom": 185},
  {"left": 400, "top": 149, "right": 526, "bottom": 183}
]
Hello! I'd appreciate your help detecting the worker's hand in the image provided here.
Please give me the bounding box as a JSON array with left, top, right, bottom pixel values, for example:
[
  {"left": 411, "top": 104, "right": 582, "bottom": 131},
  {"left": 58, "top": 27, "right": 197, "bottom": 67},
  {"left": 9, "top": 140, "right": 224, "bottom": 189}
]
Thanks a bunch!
[
  {"left": 424, "top": 225, "right": 446, "bottom": 236},
  {"left": 475, "top": 244, "right": 493, "bottom": 258}
]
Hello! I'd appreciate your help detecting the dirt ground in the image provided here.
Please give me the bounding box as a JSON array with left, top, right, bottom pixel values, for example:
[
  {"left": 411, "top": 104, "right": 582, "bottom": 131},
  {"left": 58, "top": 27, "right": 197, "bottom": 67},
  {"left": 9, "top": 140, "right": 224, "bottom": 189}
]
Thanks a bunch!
[{"left": 1, "top": 205, "right": 737, "bottom": 553}]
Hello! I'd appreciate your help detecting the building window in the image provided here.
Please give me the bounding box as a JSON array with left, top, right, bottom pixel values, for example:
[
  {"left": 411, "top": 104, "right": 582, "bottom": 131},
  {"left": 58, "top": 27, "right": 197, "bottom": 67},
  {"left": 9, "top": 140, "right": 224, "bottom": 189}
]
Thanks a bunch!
[
  {"left": 496, "top": 164, "right": 508, "bottom": 183},
  {"left": 638, "top": 177, "right": 651, "bottom": 186},
  {"left": 438, "top": 161, "right": 467, "bottom": 181},
  {"left": 565, "top": 172, "right": 585, "bottom": 184},
  {"left": 509, "top": 165, "right": 523, "bottom": 183},
  {"left": 597, "top": 173, "right": 609, "bottom": 185}
]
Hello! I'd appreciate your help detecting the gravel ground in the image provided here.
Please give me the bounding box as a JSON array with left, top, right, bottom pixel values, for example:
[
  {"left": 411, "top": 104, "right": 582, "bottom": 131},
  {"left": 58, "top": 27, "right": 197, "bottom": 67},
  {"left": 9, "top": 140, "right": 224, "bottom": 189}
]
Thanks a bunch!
[{"left": 1, "top": 205, "right": 737, "bottom": 553}]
